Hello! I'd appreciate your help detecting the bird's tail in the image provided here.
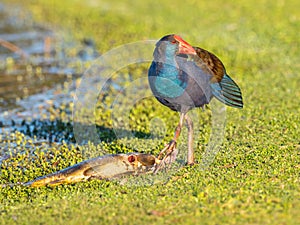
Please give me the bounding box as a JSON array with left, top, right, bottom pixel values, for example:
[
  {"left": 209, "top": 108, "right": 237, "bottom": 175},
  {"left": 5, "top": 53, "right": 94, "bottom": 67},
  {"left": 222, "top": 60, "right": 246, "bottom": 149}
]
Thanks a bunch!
[{"left": 210, "top": 74, "right": 243, "bottom": 108}]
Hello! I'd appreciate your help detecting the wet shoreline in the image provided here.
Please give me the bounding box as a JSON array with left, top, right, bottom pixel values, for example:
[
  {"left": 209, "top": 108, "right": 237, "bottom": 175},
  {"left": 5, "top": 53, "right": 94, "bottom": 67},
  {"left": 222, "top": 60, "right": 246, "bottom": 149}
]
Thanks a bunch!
[
  {"left": 0, "top": 3, "right": 99, "bottom": 115},
  {"left": 0, "top": 3, "right": 100, "bottom": 160}
]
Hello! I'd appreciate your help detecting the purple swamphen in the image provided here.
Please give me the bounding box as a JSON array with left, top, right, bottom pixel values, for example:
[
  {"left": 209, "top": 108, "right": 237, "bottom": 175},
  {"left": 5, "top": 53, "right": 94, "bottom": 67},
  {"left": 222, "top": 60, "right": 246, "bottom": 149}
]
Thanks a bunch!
[{"left": 148, "top": 34, "right": 243, "bottom": 172}]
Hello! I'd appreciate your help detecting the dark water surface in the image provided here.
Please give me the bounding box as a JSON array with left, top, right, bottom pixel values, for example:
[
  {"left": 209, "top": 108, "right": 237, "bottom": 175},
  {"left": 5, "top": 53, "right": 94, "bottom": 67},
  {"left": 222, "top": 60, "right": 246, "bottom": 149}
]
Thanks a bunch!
[
  {"left": 0, "top": 3, "right": 99, "bottom": 114},
  {"left": 0, "top": 3, "right": 102, "bottom": 161}
]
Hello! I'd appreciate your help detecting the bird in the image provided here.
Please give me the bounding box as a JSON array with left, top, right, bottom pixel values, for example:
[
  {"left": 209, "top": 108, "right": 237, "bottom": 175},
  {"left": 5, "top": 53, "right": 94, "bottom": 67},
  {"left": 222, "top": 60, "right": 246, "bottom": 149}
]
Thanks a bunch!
[{"left": 148, "top": 34, "right": 243, "bottom": 172}]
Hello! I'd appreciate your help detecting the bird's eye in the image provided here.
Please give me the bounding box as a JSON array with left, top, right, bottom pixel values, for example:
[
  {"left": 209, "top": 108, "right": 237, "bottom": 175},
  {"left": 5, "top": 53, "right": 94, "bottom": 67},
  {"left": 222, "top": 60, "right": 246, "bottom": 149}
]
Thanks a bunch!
[{"left": 171, "top": 40, "right": 177, "bottom": 44}]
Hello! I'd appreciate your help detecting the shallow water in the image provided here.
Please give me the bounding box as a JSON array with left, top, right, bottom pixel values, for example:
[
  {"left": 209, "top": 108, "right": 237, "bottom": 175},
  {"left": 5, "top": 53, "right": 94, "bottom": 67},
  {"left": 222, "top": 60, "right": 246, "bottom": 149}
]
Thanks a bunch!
[
  {"left": 0, "top": 3, "right": 99, "bottom": 114},
  {"left": 0, "top": 4, "right": 101, "bottom": 161}
]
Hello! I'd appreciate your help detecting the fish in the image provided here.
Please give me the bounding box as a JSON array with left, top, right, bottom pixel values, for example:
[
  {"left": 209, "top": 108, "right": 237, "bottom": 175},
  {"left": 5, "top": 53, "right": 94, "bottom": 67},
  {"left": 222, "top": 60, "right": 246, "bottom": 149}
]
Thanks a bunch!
[{"left": 24, "top": 153, "right": 161, "bottom": 187}]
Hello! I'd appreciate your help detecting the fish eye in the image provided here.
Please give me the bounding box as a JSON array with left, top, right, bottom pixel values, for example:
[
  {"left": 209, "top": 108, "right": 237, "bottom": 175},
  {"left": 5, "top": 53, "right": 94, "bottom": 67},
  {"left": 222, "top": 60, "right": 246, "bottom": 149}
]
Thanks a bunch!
[{"left": 128, "top": 155, "right": 136, "bottom": 162}]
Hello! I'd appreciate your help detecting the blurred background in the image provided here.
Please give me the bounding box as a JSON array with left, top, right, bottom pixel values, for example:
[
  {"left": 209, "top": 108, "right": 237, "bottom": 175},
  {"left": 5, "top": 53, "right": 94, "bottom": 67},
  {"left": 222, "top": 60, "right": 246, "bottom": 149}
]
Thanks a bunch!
[{"left": 1, "top": 0, "right": 299, "bottom": 115}]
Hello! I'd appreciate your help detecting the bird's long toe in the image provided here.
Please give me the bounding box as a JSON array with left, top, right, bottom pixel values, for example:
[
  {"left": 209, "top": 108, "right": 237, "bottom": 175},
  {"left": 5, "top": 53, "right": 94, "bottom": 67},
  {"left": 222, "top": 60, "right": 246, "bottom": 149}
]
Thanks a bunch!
[{"left": 154, "top": 142, "right": 178, "bottom": 174}]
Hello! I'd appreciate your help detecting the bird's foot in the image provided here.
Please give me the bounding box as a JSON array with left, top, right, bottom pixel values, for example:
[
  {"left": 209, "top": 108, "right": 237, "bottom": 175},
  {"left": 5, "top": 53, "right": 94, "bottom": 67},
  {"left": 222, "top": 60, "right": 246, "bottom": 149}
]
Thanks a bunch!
[
  {"left": 187, "top": 161, "right": 196, "bottom": 166},
  {"left": 154, "top": 141, "right": 178, "bottom": 174}
]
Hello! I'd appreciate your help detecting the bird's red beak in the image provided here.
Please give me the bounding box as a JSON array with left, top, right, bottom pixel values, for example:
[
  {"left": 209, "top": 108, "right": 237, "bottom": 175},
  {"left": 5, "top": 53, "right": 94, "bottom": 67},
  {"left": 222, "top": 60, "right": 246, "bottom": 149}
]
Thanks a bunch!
[{"left": 174, "top": 35, "right": 197, "bottom": 55}]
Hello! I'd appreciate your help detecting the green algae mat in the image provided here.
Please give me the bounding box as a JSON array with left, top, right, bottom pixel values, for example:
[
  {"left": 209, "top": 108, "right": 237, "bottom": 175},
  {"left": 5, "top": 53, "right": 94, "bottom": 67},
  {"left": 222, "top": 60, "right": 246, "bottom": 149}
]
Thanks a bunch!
[{"left": 1, "top": 1, "right": 300, "bottom": 224}]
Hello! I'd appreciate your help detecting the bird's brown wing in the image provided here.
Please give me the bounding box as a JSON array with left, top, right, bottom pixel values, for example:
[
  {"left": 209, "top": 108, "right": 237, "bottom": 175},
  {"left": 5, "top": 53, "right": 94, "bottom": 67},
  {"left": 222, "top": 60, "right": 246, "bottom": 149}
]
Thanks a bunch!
[
  {"left": 192, "top": 46, "right": 225, "bottom": 83},
  {"left": 192, "top": 46, "right": 243, "bottom": 108}
]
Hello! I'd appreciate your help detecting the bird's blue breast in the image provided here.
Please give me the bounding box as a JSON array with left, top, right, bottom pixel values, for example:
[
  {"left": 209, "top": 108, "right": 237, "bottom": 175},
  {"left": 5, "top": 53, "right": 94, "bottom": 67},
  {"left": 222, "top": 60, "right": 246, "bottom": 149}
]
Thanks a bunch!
[
  {"left": 149, "top": 62, "right": 187, "bottom": 98},
  {"left": 149, "top": 41, "right": 190, "bottom": 98}
]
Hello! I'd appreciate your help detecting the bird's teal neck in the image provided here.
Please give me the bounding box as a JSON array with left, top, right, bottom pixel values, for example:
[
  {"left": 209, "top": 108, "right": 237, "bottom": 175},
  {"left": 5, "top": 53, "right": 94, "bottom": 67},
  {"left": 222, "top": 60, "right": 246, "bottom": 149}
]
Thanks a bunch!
[
  {"left": 154, "top": 43, "right": 187, "bottom": 98},
  {"left": 158, "top": 43, "right": 178, "bottom": 76}
]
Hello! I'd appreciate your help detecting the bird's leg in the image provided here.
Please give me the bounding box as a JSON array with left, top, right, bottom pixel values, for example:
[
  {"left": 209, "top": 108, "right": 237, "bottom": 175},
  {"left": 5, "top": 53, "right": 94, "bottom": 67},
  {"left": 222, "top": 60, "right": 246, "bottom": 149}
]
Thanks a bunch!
[
  {"left": 154, "top": 113, "right": 185, "bottom": 173},
  {"left": 185, "top": 114, "right": 195, "bottom": 165},
  {"left": 157, "top": 112, "right": 185, "bottom": 160}
]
